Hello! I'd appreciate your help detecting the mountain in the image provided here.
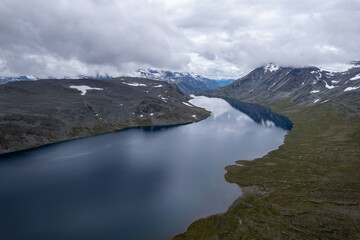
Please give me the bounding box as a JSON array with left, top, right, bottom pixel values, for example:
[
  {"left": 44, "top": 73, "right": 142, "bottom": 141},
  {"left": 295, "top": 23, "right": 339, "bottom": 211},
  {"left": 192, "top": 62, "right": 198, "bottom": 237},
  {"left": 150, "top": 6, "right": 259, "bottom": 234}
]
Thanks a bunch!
[
  {"left": 0, "top": 74, "right": 112, "bottom": 84},
  {"left": 0, "top": 75, "right": 39, "bottom": 84},
  {"left": 135, "top": 69, "right": 234, "bottom": 93},
  {"left": 177, "top": 63, "right": 360, "bottom": 239},
  {"left": 0, "top": 77, "right": 210, "bottom": 154},
  {"left": 201, "top": 63, "right": 360, "bottom": 114},
  {"left": 1, "top": 70, "right": 234, "bottom": 94}
]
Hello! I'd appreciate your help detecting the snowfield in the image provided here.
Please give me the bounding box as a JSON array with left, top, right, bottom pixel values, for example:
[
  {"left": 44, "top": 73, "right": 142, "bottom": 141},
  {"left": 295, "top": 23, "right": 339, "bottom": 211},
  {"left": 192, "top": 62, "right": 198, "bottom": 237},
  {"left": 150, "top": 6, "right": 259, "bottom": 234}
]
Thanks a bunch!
[
  {"left": 123, "top": 82, "right": 147, "bottom": 87},
  {"left": 350, "top": 74, "right": 360, "bottom": 81},
  {"left": 323, "top": 80, "right": 337, "bottom": 89},
  {"left": 183, "top": 102, "right": 193, "bottom": 107},
  {"left": 264, "top": 63, "right": 280, "bottom": 72},
  {"left": 70, "top": 85, "right": 103, "bottom": 95},
  {"left": 344, "top": 86, "right": 360, "bottom": 92}
]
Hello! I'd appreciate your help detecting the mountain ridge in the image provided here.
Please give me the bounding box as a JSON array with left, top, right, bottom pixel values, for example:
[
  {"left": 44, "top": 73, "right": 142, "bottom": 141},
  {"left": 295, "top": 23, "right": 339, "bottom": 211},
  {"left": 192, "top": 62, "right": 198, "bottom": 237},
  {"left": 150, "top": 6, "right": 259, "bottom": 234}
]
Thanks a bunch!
[
  {"left": 134, "top": 69, "right": 234, "bottom": 93},
  {"left": 200, "top": 63, "right": 360, "bottom": 115},
  {"left": 0, "top": 70, "right": 235, "bottom": 94}
]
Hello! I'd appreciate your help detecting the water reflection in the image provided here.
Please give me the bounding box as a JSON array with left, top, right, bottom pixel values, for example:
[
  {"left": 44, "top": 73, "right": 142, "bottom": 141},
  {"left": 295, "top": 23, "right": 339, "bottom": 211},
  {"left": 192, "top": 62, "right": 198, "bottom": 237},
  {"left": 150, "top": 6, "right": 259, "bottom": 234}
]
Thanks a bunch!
[{"left": 0, "top": 96, "right": 287, "bottom": 240}]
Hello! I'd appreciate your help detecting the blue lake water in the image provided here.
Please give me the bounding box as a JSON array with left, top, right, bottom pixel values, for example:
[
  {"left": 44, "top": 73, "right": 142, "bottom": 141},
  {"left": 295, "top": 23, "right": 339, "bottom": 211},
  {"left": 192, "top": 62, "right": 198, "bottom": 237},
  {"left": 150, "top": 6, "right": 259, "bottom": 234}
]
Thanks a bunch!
[{"left": 0, "top": 96, "right": 287, "bottom": 240}]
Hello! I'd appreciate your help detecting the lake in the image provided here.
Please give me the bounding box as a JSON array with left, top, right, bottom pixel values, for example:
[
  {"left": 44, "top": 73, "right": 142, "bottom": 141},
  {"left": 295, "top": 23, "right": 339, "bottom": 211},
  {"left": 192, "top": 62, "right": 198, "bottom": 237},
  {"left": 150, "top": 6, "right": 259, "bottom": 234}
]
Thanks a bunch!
[{"left": 0, "top": 96, "right": 287, "bottom": 240}]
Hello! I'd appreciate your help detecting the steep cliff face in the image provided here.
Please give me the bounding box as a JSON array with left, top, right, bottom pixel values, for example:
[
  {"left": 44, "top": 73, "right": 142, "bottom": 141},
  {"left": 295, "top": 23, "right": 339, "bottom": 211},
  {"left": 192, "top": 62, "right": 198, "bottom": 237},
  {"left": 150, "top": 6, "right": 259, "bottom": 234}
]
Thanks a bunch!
[{"left": 0, "top": 77, "right": 210, "bottom": 154}]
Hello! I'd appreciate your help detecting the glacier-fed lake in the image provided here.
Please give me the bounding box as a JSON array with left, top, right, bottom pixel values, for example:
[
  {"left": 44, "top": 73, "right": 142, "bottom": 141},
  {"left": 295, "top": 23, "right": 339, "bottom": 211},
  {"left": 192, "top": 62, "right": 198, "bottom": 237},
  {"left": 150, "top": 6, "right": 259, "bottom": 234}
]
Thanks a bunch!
[{"left": 0, "top": 96, "right": 287, "bottom": 240}]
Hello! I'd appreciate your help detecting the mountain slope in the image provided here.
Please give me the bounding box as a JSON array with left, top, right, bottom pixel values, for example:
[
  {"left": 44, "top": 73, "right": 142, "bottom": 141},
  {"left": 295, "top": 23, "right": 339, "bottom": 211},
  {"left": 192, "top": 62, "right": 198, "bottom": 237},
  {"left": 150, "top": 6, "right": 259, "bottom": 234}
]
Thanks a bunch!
[
  {"left": 0, "top": 78, "right": 210, "bottom": 154},
  {"left": 176, "top": 63, "right": 360, "bottom": 240},
  {"left": 135, "top": 69, "right": 234, "bottom": 93},
  {"left": 201, "top": 63, "right": 360, "bottom": 114},
  {"left": 175, "top": 100, "right": 360, "bottom": 240}
]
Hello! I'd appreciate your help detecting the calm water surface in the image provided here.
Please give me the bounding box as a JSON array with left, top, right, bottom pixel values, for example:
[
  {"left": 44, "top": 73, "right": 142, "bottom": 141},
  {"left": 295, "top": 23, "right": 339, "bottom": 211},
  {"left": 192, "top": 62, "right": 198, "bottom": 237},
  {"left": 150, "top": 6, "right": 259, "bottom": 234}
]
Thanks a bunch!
[{"left": 0, "top": 96, "right": 287, "bottom": 240}]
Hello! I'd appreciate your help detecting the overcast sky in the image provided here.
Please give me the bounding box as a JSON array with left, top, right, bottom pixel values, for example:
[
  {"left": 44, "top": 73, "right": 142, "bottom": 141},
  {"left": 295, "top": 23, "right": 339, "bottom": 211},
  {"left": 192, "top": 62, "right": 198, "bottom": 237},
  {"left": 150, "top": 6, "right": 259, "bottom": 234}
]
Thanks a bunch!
[{"left": 0, "top": 0, "right": 359, "bottom": 78}]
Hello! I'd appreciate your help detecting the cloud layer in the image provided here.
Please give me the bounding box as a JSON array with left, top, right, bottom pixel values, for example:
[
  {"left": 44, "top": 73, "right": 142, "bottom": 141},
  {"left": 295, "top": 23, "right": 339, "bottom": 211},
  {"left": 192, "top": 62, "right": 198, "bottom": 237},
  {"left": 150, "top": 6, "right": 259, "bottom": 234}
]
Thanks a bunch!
[{"left": 0, "top": 0, "right": 359, "bottom": 78}]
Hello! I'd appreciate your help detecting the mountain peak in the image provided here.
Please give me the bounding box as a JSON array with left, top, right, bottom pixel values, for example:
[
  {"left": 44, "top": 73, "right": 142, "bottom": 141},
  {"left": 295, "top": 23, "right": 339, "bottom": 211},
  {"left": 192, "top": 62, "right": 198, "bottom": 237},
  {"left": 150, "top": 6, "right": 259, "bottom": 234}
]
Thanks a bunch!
[
  {"left": 201, "top": 63, "right": 360, "bottom": 110},
  {"left": 263, "top": 63, "right": 280, "bottom": 73},
  {"left": 134, "top": 69, "right": 234, "bottom": 93}
]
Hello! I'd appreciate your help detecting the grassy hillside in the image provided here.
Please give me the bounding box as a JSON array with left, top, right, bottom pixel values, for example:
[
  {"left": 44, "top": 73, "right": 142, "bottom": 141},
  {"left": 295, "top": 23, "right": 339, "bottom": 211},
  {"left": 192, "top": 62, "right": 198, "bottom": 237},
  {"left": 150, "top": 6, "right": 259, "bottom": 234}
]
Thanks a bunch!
[{"left": 175, "top": 101, "right": 360, "bottom": 239}]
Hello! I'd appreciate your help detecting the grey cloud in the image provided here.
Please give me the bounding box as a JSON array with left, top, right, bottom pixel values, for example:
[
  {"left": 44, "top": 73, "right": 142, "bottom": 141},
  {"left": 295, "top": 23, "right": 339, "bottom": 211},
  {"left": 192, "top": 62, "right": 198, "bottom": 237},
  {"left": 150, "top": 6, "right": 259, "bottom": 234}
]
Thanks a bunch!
[
  {"left": 0, "top": 0, "right": 359, "bottom": 78},
  {"left": 186, "top": 0, "right": 360, "bottom": 76},
  {"left": 0, "top": 0, "right": 190, "bottom": 77}
]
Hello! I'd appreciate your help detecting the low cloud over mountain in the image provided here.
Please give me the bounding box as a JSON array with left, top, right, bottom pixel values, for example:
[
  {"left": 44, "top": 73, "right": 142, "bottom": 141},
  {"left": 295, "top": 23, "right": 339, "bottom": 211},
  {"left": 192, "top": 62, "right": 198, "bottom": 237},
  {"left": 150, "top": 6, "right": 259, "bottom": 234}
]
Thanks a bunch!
[{"left": 0, "top": 0, "right": 359, "bottom": 78}]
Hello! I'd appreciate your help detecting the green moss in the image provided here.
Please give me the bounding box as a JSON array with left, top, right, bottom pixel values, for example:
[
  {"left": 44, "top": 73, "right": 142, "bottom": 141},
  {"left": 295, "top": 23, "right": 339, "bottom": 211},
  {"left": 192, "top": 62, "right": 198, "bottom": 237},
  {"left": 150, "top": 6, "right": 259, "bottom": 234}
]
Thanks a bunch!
[
  {"left": 69, "top": 126, "right": 89, "bottom": 137},
  {"left": 175, "top": 101, "right": 360, "bottom": 240}
]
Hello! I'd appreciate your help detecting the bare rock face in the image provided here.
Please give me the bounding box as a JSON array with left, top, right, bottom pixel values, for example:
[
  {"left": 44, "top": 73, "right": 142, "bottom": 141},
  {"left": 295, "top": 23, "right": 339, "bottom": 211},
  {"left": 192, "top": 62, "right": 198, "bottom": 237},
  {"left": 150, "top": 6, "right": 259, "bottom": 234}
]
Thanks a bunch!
[{"left": 0, "top": 77, "right": 210, "bottom": 154}]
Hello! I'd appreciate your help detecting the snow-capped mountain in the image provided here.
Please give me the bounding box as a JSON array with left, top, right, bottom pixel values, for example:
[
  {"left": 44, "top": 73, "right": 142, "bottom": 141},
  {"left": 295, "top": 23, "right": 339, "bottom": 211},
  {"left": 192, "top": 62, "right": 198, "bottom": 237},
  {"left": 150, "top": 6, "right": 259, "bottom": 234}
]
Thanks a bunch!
[
  {"left": 0, "top": 75, "right": 39, "bottom": 84},
  {"left": 202, "top": 62, "right": 360, "bottom": 113},
  {"left": 135, "top": 69, "right": 234, "bottom": 93},
  {"left": 0, "top": 74, "right": 112, "bottom": 84},
  {"left": 1, "top": 70, "right": 234, "bottom": 94}
]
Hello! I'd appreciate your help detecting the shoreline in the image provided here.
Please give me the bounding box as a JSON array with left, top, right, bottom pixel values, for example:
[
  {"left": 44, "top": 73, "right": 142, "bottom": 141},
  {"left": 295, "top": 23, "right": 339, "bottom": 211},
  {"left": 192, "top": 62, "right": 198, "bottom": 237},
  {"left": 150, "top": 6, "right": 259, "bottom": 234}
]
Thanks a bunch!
[
  {"left": 0, "top": 114, "right": 210, "bottom": 158},
  {"left": 174, "top": 100, "right": 360, "bottom": 239}
]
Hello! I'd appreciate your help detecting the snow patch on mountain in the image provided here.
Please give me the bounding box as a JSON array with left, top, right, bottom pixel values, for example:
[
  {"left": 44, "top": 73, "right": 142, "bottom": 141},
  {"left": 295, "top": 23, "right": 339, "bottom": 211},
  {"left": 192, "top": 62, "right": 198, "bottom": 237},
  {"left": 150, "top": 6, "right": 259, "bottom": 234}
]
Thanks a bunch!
[
  {"left": 69, "top": 85, "right": 103, "bottom": 95},
  {"left": 350, "top": 74, "right": 360, "bottom": 81},
  {"left": 344, "top": 86, "right": 360, "bottom": 92},
  {"left": 323, "top": 80, "right": 337, "bottom": 89},
  {"left": 25, "top": 75, "right": 38, "bottom": 80},
  {"left": 123, "top": 82, "right": 147, "bottom": 87},
  {"left": 318, "top": 63, "right": 355, "bottom": 72},
  {"left": 264, "top": 63, "right": 280, "bottom": 73},
  {"left": 321, "top": 99, "right": 330, "bottom": 104},
  {"left": 183, "top": 102, "right": 193, "bottom": 107}
]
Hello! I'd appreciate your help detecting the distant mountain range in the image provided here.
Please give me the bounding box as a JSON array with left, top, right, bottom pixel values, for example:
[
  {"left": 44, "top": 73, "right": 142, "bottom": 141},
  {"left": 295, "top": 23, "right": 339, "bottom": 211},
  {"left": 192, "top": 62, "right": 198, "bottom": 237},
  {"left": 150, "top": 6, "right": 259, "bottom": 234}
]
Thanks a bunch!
[
  {"left": 0, "top": 75, "right": 39, "bottom": 84},
  {"left": 134, "top": 69, "right": 234, "bottom": 93},
  {"left": 201, "top": 62, "right": 360, "bottom": 114},
  {"left": 0, "top": 74, "right": 112, "bottom": 84},
  {"left": 0, "top": 70, "right": 235, "bottom": 94}
]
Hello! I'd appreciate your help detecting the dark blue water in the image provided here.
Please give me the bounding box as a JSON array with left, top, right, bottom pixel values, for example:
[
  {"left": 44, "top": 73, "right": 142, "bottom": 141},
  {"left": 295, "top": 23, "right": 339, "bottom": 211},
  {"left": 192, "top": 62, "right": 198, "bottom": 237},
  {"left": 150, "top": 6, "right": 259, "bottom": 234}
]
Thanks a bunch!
[{"left": 0, "top": 96, "right": 287, "bottom": 240}]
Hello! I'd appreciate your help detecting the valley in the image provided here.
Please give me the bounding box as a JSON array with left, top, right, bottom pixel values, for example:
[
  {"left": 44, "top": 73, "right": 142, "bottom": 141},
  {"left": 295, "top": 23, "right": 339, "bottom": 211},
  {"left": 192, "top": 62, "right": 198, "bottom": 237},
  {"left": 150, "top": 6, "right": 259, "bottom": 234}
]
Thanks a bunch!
[
  {"left": 0, "top": 96, "right": 287, "bottom": 240},
  {"left": 1, "top": 63, "right": 359, "bottom": 240},
  {"left": 1, "top": 1, "right": 359, "bottom": 239},
  {"left": 175, "top": 63, "right": 360, "bottom": 239}
]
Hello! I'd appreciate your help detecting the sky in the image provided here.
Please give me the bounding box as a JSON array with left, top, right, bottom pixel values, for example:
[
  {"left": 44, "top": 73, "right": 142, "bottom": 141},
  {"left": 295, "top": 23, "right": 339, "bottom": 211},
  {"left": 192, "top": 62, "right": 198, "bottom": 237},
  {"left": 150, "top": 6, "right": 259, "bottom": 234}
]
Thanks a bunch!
[{"left": 0, "top": 0, "right": 359, "bottom": 79}]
